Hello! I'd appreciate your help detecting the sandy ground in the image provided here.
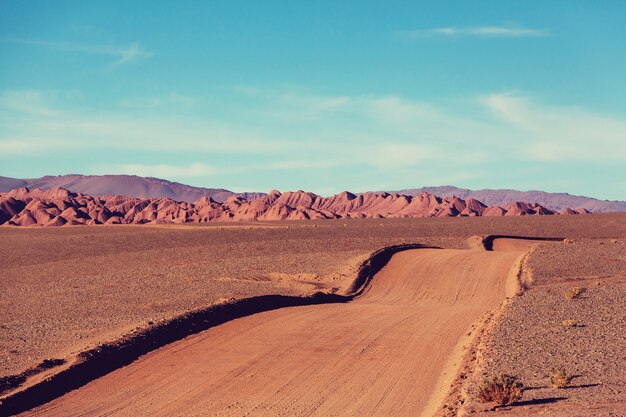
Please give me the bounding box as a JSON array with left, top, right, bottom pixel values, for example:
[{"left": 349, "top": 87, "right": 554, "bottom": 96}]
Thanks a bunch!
[
  {"left": 2, "top": 214, "right": 623, "bottom": 382},
  {"left": 0, "top": 221, "right": 463, "bottom": 382},
  {"left": 2, "top": 214, "right": 625, "bottom": 416},
  {"left": 457, "top": 238, "right": 626, "bottom": 417},
  {"left": 20, "top": 246, "right": 523, "bottom": 417}
]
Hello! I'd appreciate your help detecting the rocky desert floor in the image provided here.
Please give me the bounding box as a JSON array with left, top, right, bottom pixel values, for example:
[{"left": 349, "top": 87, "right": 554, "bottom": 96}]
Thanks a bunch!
[
  {"left": 454, "top": 237, "right": 626, "bottom": 417},
  {"left": 1, "top": 213, "right": 625, "bottom": 416}
]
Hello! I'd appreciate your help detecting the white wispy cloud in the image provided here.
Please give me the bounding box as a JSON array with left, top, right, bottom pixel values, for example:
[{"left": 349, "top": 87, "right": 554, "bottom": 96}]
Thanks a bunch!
[
  {"left": 479, "top": 92, "right": 626, "bottom": 161},
  {"left": 0, "top": 90, "right": 60, "bottom": 116},
  {"left": 3, "top": 38, "right": 153, "bottom": 65},
  {"left": 2, "top": 87, "right": 625, "bottom": 197},
  {"left": 113, "top": 163, "right": 219, "bottom": 178},
  {"left": 119, "top": 93, "right": 197, "bottom": 109},
  {"left": 0, "top": 138, "right": 53, "bottom": 155},
  {"left": 364, "top": 143, "right": 435, "bottom": 167},
  {"left": 399, "top": 26, "right": 548, "bottom": 39}
]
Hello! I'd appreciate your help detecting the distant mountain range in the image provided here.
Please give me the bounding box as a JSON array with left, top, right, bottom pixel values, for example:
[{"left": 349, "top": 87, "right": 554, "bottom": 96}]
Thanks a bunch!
[
  {"left": 395, "top": 186, "right": 626, "bottom": 213},
  {"left": 0, "top": 187, "right": 589, "bottom": 227},
  {"left": 0, "top": 175, "right": 263, "bottom": 203},
  {"left": 0, "top": 174, "right": 624, "bottom": 213}
]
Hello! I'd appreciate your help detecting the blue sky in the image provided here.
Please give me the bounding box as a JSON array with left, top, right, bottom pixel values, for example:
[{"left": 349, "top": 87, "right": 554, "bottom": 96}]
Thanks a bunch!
[{"left": 1, "top": 1, "right": 625, "bottom": 199}]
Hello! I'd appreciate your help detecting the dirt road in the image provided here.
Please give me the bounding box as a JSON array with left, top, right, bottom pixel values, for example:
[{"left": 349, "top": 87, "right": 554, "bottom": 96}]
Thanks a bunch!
[{"left": 23, "top": 247, "right": 524, "bottom": 417}]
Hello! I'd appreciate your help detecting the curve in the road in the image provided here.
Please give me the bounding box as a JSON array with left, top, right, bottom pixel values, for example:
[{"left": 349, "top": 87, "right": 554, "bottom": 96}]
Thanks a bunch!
[{"left": 21, "top": 241, "right": 530, "bottom": 417}]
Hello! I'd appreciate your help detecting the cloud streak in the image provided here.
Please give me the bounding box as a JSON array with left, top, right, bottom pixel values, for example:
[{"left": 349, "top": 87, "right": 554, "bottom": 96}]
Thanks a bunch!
[
  {"left": 1, "top": 87, "right": 625, "bottom": 198},
  {"left": 479, "top": 92, "right": 626, "bottom": 162},
  {"left": 0, "top": 90, "right": 60, "bottom": 116},
  {"left": 399, "top": 26, "right": 548, "bottom": 39},
  {"left": 114, "top": 163, "right": 219, "bottom": 178},
  {"left": 5, "top": 87, "right": 625, "bottom": 165},
  {"left": 3, "top": 38, "right": 152, "bottom": 65}
]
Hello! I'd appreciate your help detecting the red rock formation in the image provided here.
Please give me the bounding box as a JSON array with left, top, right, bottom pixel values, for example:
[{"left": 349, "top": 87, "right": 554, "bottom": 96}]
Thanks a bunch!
[
  {"left": 0, "top": 187, "right": 585, "bottom": 227},
  {"left": 482, "top": 206, "right": 507, "bottom": 217}
]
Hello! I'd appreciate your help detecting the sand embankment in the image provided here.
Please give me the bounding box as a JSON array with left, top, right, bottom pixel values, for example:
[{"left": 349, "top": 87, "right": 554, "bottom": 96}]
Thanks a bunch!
[{"left": 14, "top": 241, "right": 525, "bottom": 417}]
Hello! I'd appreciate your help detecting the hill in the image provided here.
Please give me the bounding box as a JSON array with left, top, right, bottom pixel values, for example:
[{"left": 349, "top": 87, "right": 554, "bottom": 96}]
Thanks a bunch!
[
  {"left": 394, "top": 186, "right": 626, "bottom": 213},
  {"left": 0, "top": 187, "right": 590, "bottom": 226},
  {"left": 1, "top": 175, "right": 622, "bottom": 213},
  {"left": 0, "top": 175, "right": 262, "bottom": 203}
]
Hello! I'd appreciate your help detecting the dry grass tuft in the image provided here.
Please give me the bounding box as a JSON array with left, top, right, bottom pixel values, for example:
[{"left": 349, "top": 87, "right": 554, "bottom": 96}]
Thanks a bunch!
[
  {"left": 562, "top": 319, "right": 577, "bottom": 327},
  {"left": 548, "top": 368, "right": 575, "bottom": 388},
  {"left": 564, "top": 286, "right": 586, "bottom": 300},
  {"left": 477, "top": 373, "right": 524, "bottom": 405}
]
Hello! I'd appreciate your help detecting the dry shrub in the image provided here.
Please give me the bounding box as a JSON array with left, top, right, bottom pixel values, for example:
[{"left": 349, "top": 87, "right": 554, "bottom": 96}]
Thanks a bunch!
[
  {"left": 549, "top": 368, "right": 574, "bottom": 388},
  {"left": 565, "top": 287, "right": 586, "bottom": 300},
  {"left": 477, "top": 373, "right": 524, "bottom": 405},
  {"left": 562, "top": 319, "right": 577, "bottom": 327},
  {"left": 563, "top": 238, "right": 574, "bottom": 244}
]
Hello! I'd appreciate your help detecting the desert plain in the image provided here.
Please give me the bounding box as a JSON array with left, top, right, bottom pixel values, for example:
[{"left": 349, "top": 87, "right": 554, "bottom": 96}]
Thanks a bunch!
[{"left": 1, "top": 213, "right": 625, "bottom": 416}]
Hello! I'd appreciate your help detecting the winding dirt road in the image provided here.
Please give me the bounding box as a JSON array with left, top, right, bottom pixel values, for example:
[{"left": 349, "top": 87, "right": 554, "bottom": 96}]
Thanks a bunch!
[{"left": 24, "top": 246, "right": 525, "bottom": 417}]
